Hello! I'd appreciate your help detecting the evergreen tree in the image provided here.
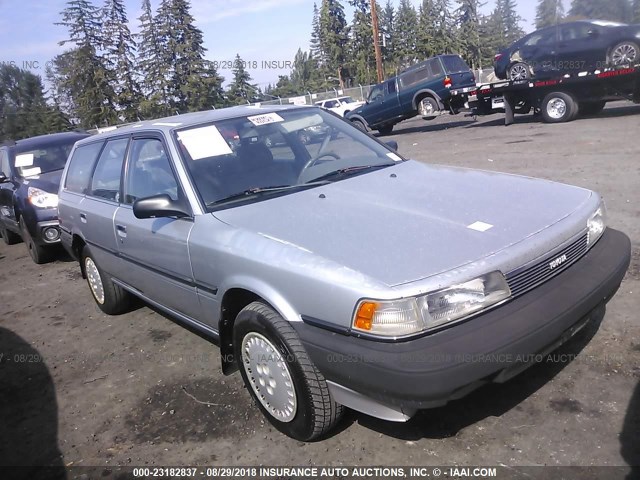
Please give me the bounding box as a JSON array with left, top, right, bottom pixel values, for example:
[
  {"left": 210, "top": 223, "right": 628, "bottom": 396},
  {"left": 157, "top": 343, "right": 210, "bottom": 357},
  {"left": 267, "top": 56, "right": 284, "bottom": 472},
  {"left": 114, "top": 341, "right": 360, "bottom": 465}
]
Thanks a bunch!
[
  {"left": 102, "top": 0, "right": 142, "bottom": 122},
  {"left": 535, "top": 0, "right": 565, "bottom": 29},
  {"left": 291, "top": 49, "right": 322, "bottom": 92},
  {"left": 416, "top": 0, "right": 437, "bottom": 62},
  {"left": 379, "top": 0, "right": 396, "bottom": 74},
  {"left": 497, "top": 0, "right": 524, "bottom": 46},
  {"left": 319, "top": 0, "right": 349, "bottom": 87},
  {"left": 456, "top": 0, "right": 483, "bottom": 69},
  {"left": 54, "top": 0, "right": 118, "bottom": 128},
  {"left": 156, "top": 0, "right": 223, "bottom": 113},
  {"left": 227, "top": 54, "right": 255, "bottom": 104},
  {"left": 137, "top": 0, "right": 168, "bottom": 118},
  {"left": 634, "top": 0, "right": 640, "bottom": 22},
  {"left": 310, "top": 3, "right": 322, "bottom": 61},
  {"left": 569, "top": 0, "right": 632, "bottom": 23},
  {"left": 395, "top": 0, "right": 419, "bottom": 69},
  {"left": 348, "top": 3, "right": 377, "bottom": 85}
]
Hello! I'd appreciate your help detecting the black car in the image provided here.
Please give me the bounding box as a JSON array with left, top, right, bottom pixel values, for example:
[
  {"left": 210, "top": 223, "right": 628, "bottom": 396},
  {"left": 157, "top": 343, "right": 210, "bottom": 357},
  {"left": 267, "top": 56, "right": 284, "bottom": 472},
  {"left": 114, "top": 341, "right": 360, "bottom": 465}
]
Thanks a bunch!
[
  {"left": 495, "top": 20, "right": 640, "bottom": 81},
  {"left": 0, "top": 132, "right": 90, "bottom": 263}
]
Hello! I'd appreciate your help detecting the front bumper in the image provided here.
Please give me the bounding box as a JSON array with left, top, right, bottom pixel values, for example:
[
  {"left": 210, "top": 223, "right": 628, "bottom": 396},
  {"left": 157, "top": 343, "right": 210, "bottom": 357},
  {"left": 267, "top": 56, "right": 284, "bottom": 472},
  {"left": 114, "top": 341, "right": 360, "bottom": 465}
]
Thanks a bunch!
[
  {"left": 294, "top": 228, "right": 630, "bottom": 412},
  {"left": 21, "top": 207, "right": 61, "bottom": 246}
]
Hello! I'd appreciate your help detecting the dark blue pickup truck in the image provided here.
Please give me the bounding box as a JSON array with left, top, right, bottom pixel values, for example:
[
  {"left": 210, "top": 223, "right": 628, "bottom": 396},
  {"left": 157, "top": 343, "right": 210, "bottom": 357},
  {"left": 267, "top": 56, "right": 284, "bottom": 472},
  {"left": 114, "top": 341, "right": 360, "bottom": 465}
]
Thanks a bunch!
[{"left": 346, "top": 54, "right": 477, "bottom": 135}]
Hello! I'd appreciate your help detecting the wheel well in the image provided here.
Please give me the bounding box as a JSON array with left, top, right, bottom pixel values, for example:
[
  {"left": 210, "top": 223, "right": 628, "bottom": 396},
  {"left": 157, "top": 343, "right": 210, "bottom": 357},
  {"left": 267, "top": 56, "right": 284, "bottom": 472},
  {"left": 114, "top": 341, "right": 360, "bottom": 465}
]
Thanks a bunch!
[
  {"left": 219, "top": 288, "right": 261, "bottom": 375},
  {"left": 72, "top": 235, "right": 87, "bottom": 277}
]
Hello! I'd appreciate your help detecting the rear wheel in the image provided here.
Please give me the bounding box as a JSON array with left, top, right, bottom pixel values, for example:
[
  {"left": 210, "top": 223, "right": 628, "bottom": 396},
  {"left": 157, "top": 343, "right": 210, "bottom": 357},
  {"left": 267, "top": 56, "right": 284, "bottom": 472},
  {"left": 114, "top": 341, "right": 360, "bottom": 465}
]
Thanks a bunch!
[
  {"left": 541, "top": 92, "right": 578, "bottom": 123},
  {"left": 0, "top": 221, "right": 21, "bottom": 245},
  {"left": 508, "top": 62, "right": 532, "bottom": 81},
  {"left": 418, "top": 97, "right": 439, "bottom": 118},
  {"left": 609, "top": 41, "right": 639, "bottom": 67},
  {"left": 578, "top": 101, "right": 606, "bottom": 116},
  {"left": 20, "top": 218, "right": 52, "bottom": 264},
  {"left": 234, "top": 301, "right": 344, "bottom": 441},
  {"left": 81, "top": 246, "right": 131, "bottom": 314}
]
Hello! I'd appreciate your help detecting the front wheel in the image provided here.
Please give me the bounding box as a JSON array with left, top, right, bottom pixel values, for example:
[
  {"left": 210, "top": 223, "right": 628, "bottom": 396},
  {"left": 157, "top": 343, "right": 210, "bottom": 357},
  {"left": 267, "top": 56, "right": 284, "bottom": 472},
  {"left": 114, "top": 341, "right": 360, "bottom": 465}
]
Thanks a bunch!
[
  {"left": 81, "top": 246, "right": 131, "bottom": 314},
  {"left": 234, "top": 301, "right": 344, "bottom": 441},
  {"left": 541, "top": 92, "right": 578, "bottom": 123},
  {"left": 609, "top": 41, "right": 639, "bottom": 67},
  {"left": 20, "top": 218, "right": 52, "bottom": 264}
]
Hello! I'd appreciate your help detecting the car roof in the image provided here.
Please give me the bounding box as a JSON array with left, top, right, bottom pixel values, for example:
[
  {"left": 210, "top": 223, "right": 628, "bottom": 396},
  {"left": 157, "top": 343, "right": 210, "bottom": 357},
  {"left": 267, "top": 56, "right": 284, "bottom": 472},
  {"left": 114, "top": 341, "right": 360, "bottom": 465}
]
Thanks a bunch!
[
  {"left": 11, "top": 131, "right": 90, "bottom": 150},
  {"left": 75, "top": 104, "right": 311, "bottom": 145}
]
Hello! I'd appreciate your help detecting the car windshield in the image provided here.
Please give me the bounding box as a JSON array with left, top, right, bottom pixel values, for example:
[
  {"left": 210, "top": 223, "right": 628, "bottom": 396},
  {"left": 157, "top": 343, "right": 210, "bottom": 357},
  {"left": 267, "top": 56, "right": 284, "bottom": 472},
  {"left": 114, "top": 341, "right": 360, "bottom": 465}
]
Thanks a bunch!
[
  {"left": 14, "top": 139, "right": 78, "bottom": 177},
  {"left": 339, "top": 97, "right": 357, "bottom": 104},
  {"left": 441, "top": 55, "right": 471, "bottom": 74},
  {"left": 174, "top": 108, "right": 403, "bottom": 210}
]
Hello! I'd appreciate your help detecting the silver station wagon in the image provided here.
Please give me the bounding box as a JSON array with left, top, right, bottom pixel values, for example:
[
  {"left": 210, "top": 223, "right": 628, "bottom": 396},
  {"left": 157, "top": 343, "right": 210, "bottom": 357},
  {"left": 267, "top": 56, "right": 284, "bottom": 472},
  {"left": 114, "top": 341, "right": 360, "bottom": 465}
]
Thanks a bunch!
[{"left": 58, "top": 106, "right": 630, "bottom": 440}]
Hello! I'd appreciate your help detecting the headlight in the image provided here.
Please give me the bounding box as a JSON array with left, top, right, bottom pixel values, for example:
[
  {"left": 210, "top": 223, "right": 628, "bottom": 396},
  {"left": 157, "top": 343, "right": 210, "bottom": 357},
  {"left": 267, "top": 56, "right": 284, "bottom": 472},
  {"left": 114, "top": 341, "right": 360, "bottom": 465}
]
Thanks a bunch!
[
  {"left": 28, "top": 187, "right": 58, "bottom": 208},
  {"left": 352, "top": 271, "right": 511, "bottom": 338},
  {"left": 587, "top": 201, "right": 606, "bottom": 247}
]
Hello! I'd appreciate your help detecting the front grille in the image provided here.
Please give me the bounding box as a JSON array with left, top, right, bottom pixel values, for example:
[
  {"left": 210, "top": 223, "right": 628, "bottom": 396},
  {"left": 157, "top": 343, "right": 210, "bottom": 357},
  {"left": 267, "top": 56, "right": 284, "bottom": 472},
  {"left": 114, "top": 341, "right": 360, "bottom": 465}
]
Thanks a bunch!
[{"left": 506, "top": 233, "right": 588, "bottom": 298}]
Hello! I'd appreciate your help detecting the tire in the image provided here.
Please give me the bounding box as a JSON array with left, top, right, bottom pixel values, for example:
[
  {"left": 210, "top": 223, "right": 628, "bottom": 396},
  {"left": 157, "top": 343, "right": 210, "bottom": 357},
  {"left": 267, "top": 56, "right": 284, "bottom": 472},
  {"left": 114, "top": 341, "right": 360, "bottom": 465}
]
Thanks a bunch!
[
  {"left": 578, "top": 101, "right": 606, "bottom": 116},
  {"left": 609, "top": 41, "right": 639, "bottom": 67},
  {"left": 377, "top": 125, "right": 394, "bottom": 136},
  {"left": 508, "top": 62, "right": 532, "bottom": 81},
  {"left": 541, "top": 92, "right": 578, "bottom": 123},
  {"left": 20, "top": 218, "right": 52, "bottom": 264},
  {"left": 350, "top": 119, "right": 369, "bottom": 133},
  {"left": 81, "top": 245, "right": 131, "bottom": 315},
  {"left": 0, "top": 220, "right": 21, "bottom": 245},
  {"left": 418, "top": 97, "right": 439, "bottom": 118},
  {"left": 234, "top": 301, "right": 344, "bottom": 441}
]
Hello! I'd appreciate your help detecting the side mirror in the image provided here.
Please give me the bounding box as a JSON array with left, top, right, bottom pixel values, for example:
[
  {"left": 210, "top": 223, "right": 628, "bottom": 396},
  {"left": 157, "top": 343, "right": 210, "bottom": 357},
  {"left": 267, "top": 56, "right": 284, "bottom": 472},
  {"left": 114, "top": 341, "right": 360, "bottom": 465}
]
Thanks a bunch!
[
  {"left": 133, "top": 194, "right": 190, "bottom": 219},
  {"left": 385, "top": 140, "right": 399, "bottom": 151}
]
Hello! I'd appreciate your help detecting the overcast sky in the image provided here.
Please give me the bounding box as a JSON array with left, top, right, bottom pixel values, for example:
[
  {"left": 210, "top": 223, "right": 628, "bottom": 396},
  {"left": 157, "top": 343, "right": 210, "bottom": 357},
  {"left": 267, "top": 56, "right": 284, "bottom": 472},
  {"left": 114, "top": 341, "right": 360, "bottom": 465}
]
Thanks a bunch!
[{"left": 0, "top": 0, "right": 569, "bottom": 88}]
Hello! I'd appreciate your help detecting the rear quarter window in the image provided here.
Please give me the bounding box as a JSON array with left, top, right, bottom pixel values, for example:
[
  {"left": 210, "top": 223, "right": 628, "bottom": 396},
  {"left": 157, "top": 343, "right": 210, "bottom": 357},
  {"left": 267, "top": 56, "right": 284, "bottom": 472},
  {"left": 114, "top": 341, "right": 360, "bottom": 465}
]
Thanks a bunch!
[
  {"left": 441, "top": 56, "right": 471, "bottom": 74},
  {"left": 64, "top": 142, "right": 104, "bottom": 194}
]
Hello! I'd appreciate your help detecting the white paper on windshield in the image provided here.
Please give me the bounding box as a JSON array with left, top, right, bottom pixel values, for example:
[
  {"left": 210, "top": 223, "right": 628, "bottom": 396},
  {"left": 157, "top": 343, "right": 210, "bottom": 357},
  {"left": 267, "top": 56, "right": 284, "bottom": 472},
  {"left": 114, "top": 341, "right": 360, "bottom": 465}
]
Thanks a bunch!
[
  {"left": 21, "top": 166, "right": 41, "bottom": 177},
  {"left": 467, "top": 221, "right": 494, "bottom": 232},
  {"left": 177, "top": 125, "right": 232, "bottom": 160},
  {"left": 15, "top": 153, "right": 34, "bottom": 167},
  {"left": 247, "top": 112, "right": 284, "bottom": 127},
  {"left": 386, "top": 153, "right": 402, "bottom": 162}
]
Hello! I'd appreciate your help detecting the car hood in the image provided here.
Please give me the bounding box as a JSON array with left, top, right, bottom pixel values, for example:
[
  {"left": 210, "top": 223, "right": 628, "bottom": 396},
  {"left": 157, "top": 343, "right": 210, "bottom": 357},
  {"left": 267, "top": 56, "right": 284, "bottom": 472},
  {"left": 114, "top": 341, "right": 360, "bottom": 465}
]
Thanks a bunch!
[
  {"left": 22, "top": 169, "right": 63, "bottom": 194},
  {"left": 213, "top": 161, "right": 593, "bottom": 287}
]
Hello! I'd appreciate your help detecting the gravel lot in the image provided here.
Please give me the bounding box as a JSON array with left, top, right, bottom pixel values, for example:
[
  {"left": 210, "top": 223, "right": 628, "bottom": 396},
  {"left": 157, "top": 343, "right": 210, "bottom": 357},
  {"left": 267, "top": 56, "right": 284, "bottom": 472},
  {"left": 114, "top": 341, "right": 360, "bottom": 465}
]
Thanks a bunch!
[{"left": 1, "top": 103, "right": 639, "bottom": 477}]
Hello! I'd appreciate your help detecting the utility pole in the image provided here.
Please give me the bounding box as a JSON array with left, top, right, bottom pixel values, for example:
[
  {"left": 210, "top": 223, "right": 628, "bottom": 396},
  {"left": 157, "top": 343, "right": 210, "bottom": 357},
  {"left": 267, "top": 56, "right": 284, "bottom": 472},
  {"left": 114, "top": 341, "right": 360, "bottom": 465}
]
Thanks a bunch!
[{"left": 370, "top": 0, "right": 384, "bottom": 84}]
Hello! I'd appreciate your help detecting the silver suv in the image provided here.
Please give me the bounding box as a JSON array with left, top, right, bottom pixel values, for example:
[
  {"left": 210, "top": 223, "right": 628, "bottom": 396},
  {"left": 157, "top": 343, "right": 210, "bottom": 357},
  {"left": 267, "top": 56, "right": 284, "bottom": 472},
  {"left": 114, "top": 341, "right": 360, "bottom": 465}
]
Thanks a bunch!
[{"left": 58, "top": 106, "right": 630, "bottom": 440}]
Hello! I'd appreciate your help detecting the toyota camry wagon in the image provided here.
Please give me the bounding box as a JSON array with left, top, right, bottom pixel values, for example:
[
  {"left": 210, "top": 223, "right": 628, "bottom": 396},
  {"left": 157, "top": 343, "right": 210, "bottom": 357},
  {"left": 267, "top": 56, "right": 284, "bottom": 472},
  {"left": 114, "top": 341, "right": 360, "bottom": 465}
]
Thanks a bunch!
[{"left": 58, "top": 106, "right": 630, "bottom": 440}]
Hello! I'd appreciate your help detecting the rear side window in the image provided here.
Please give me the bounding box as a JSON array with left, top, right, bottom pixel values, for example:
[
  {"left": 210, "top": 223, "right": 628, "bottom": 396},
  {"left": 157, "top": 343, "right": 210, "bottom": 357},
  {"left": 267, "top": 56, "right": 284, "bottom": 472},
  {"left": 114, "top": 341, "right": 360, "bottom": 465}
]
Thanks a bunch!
[
  {"left": 0, "top": 149, "right": 9, "bottom": 176},
  {"left": 64, "top": 142, "right": 104, "bottom": 194},
  {"left": 399, "top": 65, "right": 429, "bottom": 88},
  {"left": 428, "top": 58, "right": 444, "bottom": 78},
  {"left": 90, "top": 138, "right": 129, "bottom": 201},
  {"left": 441, "top": 56, "right": 471, "bottom": 74}
]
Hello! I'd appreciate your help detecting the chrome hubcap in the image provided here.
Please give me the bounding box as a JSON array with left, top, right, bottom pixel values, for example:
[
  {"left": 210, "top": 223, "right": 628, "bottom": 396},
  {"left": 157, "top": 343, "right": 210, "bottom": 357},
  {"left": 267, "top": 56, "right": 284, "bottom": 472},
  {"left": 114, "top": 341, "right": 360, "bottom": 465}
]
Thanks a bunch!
[
  {"left": 85, "top": 257, "right": 105, "bottom": 304},
  {"left": 420, "top": 99, "right": 434, "bottom": 116},
  {"left": 241, "top": 332, "right": 296, "bottom": 422},
  {"left": 510, "top": 64, "right": 528, "bottom": 81},
  {"left": 612, "top": 44, "right": 638, "bottom": 65},
  {"left": 547, "top": 98, "right": 567, "bottom": 119}
]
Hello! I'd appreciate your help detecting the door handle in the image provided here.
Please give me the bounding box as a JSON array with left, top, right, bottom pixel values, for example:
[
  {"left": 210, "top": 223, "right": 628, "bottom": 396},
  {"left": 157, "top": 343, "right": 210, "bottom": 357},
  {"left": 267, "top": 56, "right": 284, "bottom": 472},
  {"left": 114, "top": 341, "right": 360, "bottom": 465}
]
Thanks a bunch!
[
  {"left": 116, "top": 224, "right": 127, "bottom": 238},
  {"left": 79, "top": 213, "right": 87, "bottom": 223}
]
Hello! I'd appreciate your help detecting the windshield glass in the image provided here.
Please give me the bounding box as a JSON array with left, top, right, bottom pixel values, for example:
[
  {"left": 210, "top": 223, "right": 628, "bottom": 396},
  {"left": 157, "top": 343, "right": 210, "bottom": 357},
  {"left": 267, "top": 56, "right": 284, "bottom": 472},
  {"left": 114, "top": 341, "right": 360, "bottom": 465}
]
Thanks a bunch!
[
  {"left": 174, "top": 108, "right": 403, "bottom": 210},
  {"left": 14, "top": 139, "right": 78, "bottom": 177},
  {"left": 339, "top": 97, "right": 356, "bottom": 104}
]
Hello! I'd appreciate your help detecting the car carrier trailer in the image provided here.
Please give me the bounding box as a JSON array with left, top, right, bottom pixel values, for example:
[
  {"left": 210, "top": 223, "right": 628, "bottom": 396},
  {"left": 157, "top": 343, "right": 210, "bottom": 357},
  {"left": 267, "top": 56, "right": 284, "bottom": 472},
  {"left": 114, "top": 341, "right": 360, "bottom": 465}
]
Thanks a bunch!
[{"left": 465, "top": 65, "right": 640, "bottom": 125}]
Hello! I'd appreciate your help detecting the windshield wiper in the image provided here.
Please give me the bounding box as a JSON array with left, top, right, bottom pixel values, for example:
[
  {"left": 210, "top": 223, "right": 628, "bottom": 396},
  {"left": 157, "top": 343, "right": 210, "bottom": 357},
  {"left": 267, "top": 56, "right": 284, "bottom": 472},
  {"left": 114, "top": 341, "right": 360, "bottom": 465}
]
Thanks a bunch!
[
  {"left": 306, "top": 163, "right": 396, "bottom": 184},
  {"left": 208, "top": 182, "right": 329, "bottom": 207}
]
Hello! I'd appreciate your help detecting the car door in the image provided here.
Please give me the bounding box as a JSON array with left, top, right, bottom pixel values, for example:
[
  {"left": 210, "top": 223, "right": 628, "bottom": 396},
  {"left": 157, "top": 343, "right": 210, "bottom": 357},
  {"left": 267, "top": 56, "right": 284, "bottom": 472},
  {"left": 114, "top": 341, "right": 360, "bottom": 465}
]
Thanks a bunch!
[
  {"left": 0, "top": 148, "right": 18, "bottom": 232},
  {"left": 557, "top": 23, "right": 608, "bottom": 72},
  {"left": 113, "top": 134, "right": 200, "bottom": 320},
  {"left": 80, "top": 138, "right": 128, "bottom": 278},
  {"left": 523, "top": 27, "right": 558, "bottom": 76},
  {"left": 363, "top": 84, "right": 385, "bottom": 125}
]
